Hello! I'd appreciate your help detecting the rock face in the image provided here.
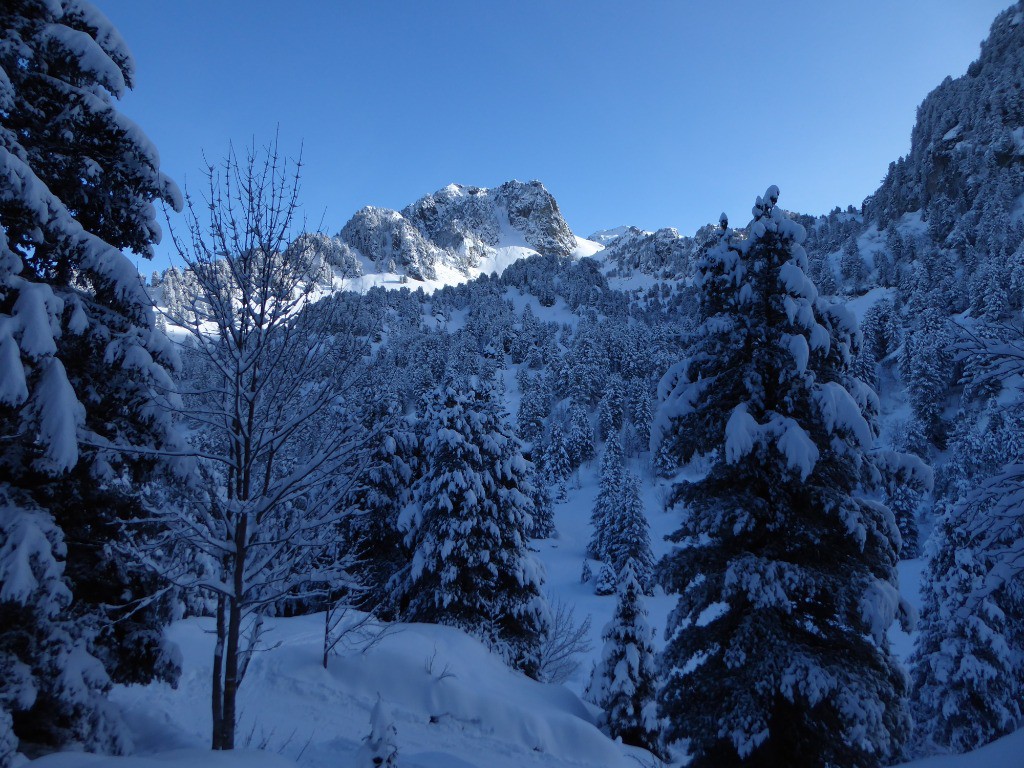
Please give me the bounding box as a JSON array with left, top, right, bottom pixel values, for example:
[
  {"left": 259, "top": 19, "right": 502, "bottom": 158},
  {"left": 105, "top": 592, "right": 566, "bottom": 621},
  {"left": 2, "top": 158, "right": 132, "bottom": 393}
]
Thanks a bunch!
[
  {"left": 336, "top": 180, "right": 577, "bottom": 281},
  {"left": 593, "top": 225, "right": 719, "bottom": 278},
  {"left": 868, "top": 2, "right": 1024, "bottom": 240},
  {"left": 340, "top": 207, "right": 444, "bottom": 281}
]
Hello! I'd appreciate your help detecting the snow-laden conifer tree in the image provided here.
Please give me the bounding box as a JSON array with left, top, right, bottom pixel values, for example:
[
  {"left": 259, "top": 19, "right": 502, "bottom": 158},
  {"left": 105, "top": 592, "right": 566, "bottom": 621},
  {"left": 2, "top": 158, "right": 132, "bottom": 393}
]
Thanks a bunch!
[
  {"left": 588, "top": 434, "right": 654, "bottom": 594},
  {"left": 395, "top": 378, "right": 550, "bottom": 677},
  {"left": 516, "top": 371, "right": 550, "bottom": 445},
  {"left": 356, "top": 696, "right": 399, "bottom": 768},
  {"left": 340, "top": 398, "right": 418, "bottom": 618},
  {"left": 652, "top": 188, "right": 928, "bottom": 767},
  {"left": 565, "top": 400, "right": 595, "bottom": 469},
  {"left": 527, "top": 461, "right": 556, "bottom": 539},
  {"left": 588, "top": 434, "right": 626, "bottom": 563},
  {"left": 886, "top": 482, "right": 921, "bottom": 559},
  {"left": 593, "top": 561, "right": 617, "bottom": 597},
  {"left": 1, "top": 2, "right": 181, "bottom": 760},
  {"left": 598, "top": 376, "right": 626, "bottom": 441},
  {"left": 606, "top": 474, "right": 654, "bottom": 595},
  {"left": 543, "top": 422, "right": 571, "bottom": 503},
  {"left": 910, "top": 501, "right": 1023, "bottom": 754},
  {"left": 899, "top": 290, "right": 954, "bottom": 447},
  {"left": 910, "top": 335, "right": 1024, "bottom": 754},
  {"left": 586, "top": 562, "right": 661, "bottom": 757}
]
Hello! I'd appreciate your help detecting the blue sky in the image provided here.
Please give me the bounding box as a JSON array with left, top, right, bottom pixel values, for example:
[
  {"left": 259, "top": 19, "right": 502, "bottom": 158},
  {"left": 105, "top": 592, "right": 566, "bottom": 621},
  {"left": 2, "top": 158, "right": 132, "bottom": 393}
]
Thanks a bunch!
[{"left": 99, "top": 0, "right": 1012, "bottom": 271}]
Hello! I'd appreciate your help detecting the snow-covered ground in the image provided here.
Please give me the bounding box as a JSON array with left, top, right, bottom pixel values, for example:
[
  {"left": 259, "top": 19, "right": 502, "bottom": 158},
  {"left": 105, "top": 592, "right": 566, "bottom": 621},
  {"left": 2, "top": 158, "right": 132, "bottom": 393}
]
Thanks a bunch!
[{"left": 27, "top": 445, "right": 1014, "bottom": 768}]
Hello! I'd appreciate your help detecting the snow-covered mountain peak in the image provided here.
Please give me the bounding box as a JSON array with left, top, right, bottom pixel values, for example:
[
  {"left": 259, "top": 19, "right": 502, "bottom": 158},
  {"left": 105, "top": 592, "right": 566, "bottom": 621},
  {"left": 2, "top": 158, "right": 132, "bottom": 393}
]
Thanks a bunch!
[
  {"left": 329, "top": 179, "right": 580, "bottom": 289},
  {"left": 586, "top": 225, "right": 645, "bottom": 245}
]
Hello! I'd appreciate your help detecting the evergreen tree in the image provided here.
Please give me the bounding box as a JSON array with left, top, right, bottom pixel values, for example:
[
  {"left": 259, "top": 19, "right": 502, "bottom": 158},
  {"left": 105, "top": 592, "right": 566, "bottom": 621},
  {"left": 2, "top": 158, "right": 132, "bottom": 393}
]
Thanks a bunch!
[
  {"left": 396, "top": 380, "right": 550, "bottom": 677},
  {"left": 594, "top": 561, "right": 617, "bottom": 597},
  {"left": 910, "top": 501, "right": 1023, "bottom": 754},
  {"left": 565, "top": 400, "right": 596, "bottom": 469},
  {"left": 860, "top": 298, "right": 900, "bottom": 364},
  {"left": 886, "top": 483, "right": 921, "bottom": 559},
  {"left": 840, "top": 238, "right": 867, "bottom": 293},
  {"left": 597, "top": 375, "right": 626, "bottom": 441},
  {"left": 652, "top": 189, "right": 922, "bottom": 767},
  {"left": 516, "top": 372, "right": 550, "bottom": 445},
  {"left": 543, "top": 422, "right": 572, "bottom": 503},
  {"left": 588, "top": 435, "right": 626, "bottom": 563},
  {"left": 899, "top": 291, "right": 954, "bottom": 446},
  {"left": 526, "top": 460, "right": 556, "bottom": 539},
  {"left": 586, "top": 563, "right": 662, "bottom": 757},
  {"left": 356, "top": 696, "right": 399, "bottom": 768},
  {"left": 1, "top": 2, "right": 181, "bottom": 760},
  {"left": 606, "top": 474, "right": 655, "bottom": 595},
  {"left": 911, "top": 397, "right": 1024, "bottom": 754},
  {"left": 341, "top": 403, "right": 418, "bottom": 618}
]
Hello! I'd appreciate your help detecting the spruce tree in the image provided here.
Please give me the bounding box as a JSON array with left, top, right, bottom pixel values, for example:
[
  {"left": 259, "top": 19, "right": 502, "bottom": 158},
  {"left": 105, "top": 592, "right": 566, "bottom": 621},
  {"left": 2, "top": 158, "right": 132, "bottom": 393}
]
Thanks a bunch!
[
  {"left": 586, "top": 562, "right": 662, "bottom": 757},
  {"left": 910, "top": 502, "right": 1022, "bottom": 754},
  {"left": 606, "top": 474, "right": 654, "bottom": 595},
  {"left": 910, "top": 401, "right": 1024, "bottom": 754},
  {"left": 396, "top": 379, "right": 550, "bottom": 677},
  {"left": 598, "top": 376, "right": 626, "bottom": 441},
  {"left": 341, "top": 402, "right": 417, "bottom": 618},
  {"left": 356, "top": 696, "right": 399, "bottom": 768},
  {"left": 516, "top": 371, "right": 550, "bottom": 445},
  {"left": 652, "top": 188, "right": 922, "bottom": 767},
  {"left": 565, "top": 400, "right": 596, "bottom": 469},
  {"left": 588, "top": 435, "right": 626, "bottom": 563},
  {"left": 899, "top": 290, "right": 954, "bottom": 447},
  {"left": 543, "top": 422, "right": 572, "bottom": 503},
  {"left": 1, "top": 2, "right": 181, "bottom": 760}
]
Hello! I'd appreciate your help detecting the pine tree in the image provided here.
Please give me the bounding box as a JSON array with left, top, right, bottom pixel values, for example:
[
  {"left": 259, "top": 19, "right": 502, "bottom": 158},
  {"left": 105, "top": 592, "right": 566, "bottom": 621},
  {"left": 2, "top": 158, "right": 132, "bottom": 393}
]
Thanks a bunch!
[
  {"left": 0, "top": 488, "right": 126, "bottom": 765},
  {"left": 652, "top": 188, "right": 922, "bottom": 767},
  {"left": 899, "top": 291, "right": 954, "bottom": 446},
  {"left": 598, "top": 376, "right": 626, "bottom": 441},
  {"left": 606, "top": 474, "right": 654, "bottom": 595},
  {"left": 594, "top": 561, "right": 617, "bottom": 596},
  {"left": 516, "top": 372, "right": 550, "bottom": 445},
  {"left": 840, "top": 238, "right": 867, "bottom": 293},
  {"left": 396, "top": 380, "right": 550, "bottom": 677},
  {"left": 586, "top": 563, "right": 662, "bottom": 757},
  {"left": 911, "top": 400, "right": 1024, "bottom": 754},
  {"left": 886, "top": 483, "right": 921, "bottom": 559},
  {"left": 526, "top": 461, "right": 556, "bottom": 539},
  {"left": 341, "top": 403, "right": 418, "bottom": 618},
  {"left": 910, "top": 502, "right": 1023, "bottom": 754},
  {"left": 588, "top": 435, "right": 626, "bottom": 562},
  {"left": 543, "top": 423, "right": 572, "bottom": 503},
  {"left": 356, "top": 696, "right": 399, "bottom": 768},
  {"left": 565, "top": 400, "right": 596, "bottom": 469},
  {"left": 1, "top": 2, "right": 181, "bottom": 760}
]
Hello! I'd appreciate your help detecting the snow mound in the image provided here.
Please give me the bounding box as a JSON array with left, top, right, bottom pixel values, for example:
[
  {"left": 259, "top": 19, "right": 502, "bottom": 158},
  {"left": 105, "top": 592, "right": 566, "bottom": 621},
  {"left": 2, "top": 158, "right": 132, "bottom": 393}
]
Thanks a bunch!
[
  {"left": 895, "top": 728, "right": 1024, "bottom": 768},
  {"left": 29, "top": 750, "right": 296, "bottom": 768},
  {"left": 105, "top": 614, "right": 647, "bottom": 768}
]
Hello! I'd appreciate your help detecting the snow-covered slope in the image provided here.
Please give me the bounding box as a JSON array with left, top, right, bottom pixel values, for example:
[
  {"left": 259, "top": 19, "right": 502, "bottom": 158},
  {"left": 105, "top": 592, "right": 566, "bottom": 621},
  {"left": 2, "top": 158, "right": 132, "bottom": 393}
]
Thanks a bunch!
[{"left": 332, "top": 180, "right": 580, "bottom": 287}]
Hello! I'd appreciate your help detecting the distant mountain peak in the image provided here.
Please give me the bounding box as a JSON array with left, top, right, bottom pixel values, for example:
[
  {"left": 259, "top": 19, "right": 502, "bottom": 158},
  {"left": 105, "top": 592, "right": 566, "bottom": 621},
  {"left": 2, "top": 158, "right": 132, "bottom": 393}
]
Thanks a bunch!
[{"left": 333, "top": 179, "right": 577, "bottom": 283}]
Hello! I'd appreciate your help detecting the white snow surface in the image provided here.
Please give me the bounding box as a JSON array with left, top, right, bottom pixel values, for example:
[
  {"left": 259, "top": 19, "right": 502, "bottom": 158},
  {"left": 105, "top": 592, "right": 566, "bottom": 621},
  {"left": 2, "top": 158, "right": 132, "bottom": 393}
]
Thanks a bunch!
[
  {"left": 22, "top": 421, "right": 1021, "bottom": 768},
  {"left": 345, "top": 235, "right": 601, "bottom": 296}
]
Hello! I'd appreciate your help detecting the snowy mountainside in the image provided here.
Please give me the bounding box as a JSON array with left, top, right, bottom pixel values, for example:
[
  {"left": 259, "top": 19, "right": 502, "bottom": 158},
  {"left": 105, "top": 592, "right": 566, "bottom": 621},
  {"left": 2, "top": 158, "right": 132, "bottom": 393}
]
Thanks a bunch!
[
  {"left": 588, "top": 224, "right": 717, "bottom": 280},
  {"left": 336, "top": 180, "right": 580, "bottom": 283},
  {"left": 586, "top": 226, "right": 637, "bottom": 245},
  {"left": 869, "top": 2, "right": 1024, "bottom": 234}
]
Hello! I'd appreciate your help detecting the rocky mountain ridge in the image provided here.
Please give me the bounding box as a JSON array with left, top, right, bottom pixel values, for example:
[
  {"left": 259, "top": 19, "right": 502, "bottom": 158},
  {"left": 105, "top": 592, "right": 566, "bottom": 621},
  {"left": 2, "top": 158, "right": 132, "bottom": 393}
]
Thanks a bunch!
[{"left": 335, "top": 180, "right": 578, "bottom": 281}]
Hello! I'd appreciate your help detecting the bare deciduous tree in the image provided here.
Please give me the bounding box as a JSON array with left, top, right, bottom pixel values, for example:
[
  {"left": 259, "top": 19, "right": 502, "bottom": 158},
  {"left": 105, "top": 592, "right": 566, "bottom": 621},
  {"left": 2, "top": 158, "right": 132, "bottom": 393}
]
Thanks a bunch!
[{"left": 134, "top": 138, "right": 375, "bottom": 749}]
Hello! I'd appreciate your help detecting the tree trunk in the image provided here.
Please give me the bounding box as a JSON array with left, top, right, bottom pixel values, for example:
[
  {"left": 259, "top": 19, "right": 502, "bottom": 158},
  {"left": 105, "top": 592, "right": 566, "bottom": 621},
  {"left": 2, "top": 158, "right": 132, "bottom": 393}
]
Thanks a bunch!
[
  {"left": 221, "top": 514, "right": 248, "bottom": 750},
  {"left": 212, "top": 594, "right": 226, "bottom": 749}
]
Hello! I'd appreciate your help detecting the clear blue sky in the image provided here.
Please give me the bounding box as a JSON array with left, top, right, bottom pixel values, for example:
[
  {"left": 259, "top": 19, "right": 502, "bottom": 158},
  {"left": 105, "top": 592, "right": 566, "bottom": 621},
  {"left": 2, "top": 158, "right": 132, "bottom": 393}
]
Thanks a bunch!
[{"left": 98, "top": 0, "right": 1012, "bottom": 271}]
